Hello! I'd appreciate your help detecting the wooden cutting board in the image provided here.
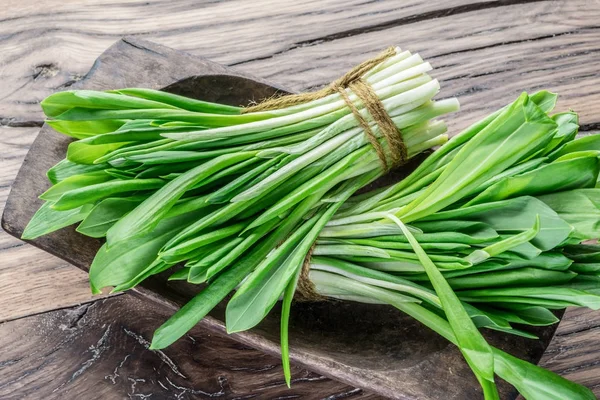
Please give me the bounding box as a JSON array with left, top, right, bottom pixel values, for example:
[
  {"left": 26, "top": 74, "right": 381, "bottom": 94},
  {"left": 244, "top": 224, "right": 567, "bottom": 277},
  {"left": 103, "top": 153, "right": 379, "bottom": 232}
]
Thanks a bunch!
[{"left": 1, "top": 37, "right": 561, "bottom": 400}]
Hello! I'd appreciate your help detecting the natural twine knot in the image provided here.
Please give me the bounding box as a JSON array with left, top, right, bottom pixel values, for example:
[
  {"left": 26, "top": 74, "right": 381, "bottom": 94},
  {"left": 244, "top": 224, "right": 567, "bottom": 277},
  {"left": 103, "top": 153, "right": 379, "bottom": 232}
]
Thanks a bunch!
[
  {"left": 244, "top": 47, "right": 408, "bottom": 301},
  {"left": 243, "top": 46, "right": 407, "bottom": 171}
]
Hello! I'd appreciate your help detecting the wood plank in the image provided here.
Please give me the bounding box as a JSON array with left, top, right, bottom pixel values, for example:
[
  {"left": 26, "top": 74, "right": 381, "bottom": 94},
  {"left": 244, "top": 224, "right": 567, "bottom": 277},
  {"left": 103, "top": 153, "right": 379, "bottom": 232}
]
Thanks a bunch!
[
  {"left": 0, "top": 295, "right": 378, "bottom": 399},
  {"left": 0, "top": 127, "right": 111, "bottom": 322},
  {"left": 541, "top": 308, "right": 600, "bottom": 394},
  {"left": 4, "top": 0, "right": 597, "bottom": 128},
  {"left": 237, "top": 0, "right": 600, "bottom": 133},
  {"left": 0, "top": 297, "right": 598, "bottom": 399}
]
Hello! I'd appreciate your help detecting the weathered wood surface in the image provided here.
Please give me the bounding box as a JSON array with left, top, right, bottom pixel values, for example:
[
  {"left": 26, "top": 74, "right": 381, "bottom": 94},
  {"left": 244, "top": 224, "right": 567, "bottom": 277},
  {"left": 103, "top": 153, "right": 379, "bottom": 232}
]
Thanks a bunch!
[
  {"left": 0, "top": 0, "right": 599, "bottom": 398},
  {"left": 0, "top": 295, "right": 374, "bottom": 400}
]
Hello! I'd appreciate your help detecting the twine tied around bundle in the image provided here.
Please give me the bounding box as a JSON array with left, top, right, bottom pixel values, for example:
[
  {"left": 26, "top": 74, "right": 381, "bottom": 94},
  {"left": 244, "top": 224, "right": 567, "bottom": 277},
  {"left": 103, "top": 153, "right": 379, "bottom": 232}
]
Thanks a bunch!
[
  {"left": 244, "top": 47, "right": 408, "bottom": 301},
  {"left": 243, "top": 46, "right": 408, "bottom": 171}
]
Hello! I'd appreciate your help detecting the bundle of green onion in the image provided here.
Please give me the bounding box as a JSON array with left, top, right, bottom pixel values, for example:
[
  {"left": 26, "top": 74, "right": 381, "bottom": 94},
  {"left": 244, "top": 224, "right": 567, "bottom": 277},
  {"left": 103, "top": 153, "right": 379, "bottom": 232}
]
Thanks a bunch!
[{"left": 23, "top": 45, "right": 600, "bottom": 398}]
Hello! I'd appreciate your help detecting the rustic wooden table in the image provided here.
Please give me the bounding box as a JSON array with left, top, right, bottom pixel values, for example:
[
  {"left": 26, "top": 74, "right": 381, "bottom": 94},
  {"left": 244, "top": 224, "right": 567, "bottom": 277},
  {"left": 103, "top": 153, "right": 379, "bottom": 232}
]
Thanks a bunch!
[{"left": 1, "top": 1, "right": 600, "bottom": 399}]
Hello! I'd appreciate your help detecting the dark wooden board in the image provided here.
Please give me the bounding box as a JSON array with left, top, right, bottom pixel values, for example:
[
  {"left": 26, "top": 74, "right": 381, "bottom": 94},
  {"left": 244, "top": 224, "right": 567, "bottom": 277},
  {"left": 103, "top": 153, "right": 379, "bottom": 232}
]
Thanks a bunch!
[
  {"left": 1, "top": 37, "right": 561, "bottom": 400},
  {"left": 0, "top": 294, "right": 378, "bottom": 400}
]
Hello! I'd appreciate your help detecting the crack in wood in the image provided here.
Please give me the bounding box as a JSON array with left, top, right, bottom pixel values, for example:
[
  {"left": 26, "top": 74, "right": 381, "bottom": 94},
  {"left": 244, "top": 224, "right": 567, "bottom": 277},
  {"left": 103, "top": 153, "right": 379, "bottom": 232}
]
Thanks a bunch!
[
  {"left": 122, "top": 38, "right": 166, "bottom": 57},
  {"left": 0, "top": 358, "right": 23, "bottom": 368},
  {"left": 324, "top": 388, "right": 363, "bottom": 400},
  {"left": 165, "top": 375, "right": 227, "bottom": 398},
  {"left": 55, "top": 324, "right": 112, "bottom": 391},
  {"left": 0, "top": 119, "right": 44, "bottom": 128},
  {"left": 0, "top": 358, "right": 52, "bottom": 390},
  {"left": 431, "top": 27, "right": 600, "bottom": 60},
  {"left": 65, "top": 303, "right": 93, "bottom": 329},
  {"left": 105, "top": 354, "right": 131, "bottom": 385},
  {"left": 123, "top": 327, "right": 187, "bottom": 379}
]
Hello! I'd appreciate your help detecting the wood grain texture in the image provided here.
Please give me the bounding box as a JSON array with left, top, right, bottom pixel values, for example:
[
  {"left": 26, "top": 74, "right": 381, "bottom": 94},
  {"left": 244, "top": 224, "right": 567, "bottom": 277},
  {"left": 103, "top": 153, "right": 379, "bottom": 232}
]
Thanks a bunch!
[
  {"left": 0, "top": 295, "right": 375, "bottom": 400},
  {"left": 0, "top": 0, "right": 599, "bottom": 398},
  {"left": 1, "top": 0, "right": 600, "bottom": 133},
  {"left": 0, "top": 126, "right": 111, "bottom": 322}
]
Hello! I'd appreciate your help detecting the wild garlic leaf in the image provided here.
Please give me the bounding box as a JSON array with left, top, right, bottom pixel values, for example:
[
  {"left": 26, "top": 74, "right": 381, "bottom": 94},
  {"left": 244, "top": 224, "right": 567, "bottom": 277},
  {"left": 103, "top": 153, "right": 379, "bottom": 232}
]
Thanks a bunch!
[
  {"left": 76, "top": 197, "right": 142, "bottom": 238},
  {"left": 423, "top": 196, "right": 572, "bottom": 251},
  {"left": 466, "top": 155, "right": 599, "bottom": 206},
  {"left": 22, "top": 201, "right": 93, "bottom": 240},
  {"left": 538, "top": 189, "right": 600, "bottom": 240},
  {"left": 400, "top": 93, "right": 557, "bottom": 222}
]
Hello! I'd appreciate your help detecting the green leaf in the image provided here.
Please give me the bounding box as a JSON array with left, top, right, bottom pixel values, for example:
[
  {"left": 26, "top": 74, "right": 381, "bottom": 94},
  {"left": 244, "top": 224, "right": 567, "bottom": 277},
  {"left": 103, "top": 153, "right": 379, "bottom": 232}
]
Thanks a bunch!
[
  {"left": 76, "top": 197, "right": 142, "bottom": 237},
  {"left": 67, "top": 140, "right": 132, "bottom": 164},
  {"left": 150, "top": 192, "right": 323, "bottom": 350},
  {"left": 47, "top": 159, "right": 109, "bottom": 184},
  {"left": 550, "top": 133, "right": 600, "bottom": 160},
  {"left": 466, "top": 156, "right": 599, "bottom": 206},
  {"left": 47, "top": 119, "right": 126, "bottom": 139},
  {"left": 226, "top": 214, "right": 321, "bottom": 333},
  {"left": 106, "top": 152, "right": 255, "bottom": 247},
  {"left": 458, "top": 287, "right": 600, "bottom": 309},
  {"left": 447, "top": 268, "right": 576, "bottom": 290},
  {"left": 483, "top": 305, "right": 559, "bottom": 326},
  {"left": 111, "top": 88, "right": 241, "bottom": 114},
  {"left": 423, "top": 196, "right": 573, "bottom": 251},
  {"left": 400, "top": 93, "right": 557, "bottom": 222},
  {"left": 494, "top": 348, "right": 596, "bottom": 400},
  {"left": 89, "top": 212, "right": 196, "bottom": 290},
  {"left": 464, "top": 215, "right": 541, "bottom": 264},
  {"left": 159, "top": 222, "right": 246, "bottom": 263},
  {"left": 40, "top": 171, "right": 112, "bottom": 201},
  {"left": 52, "top": 178, "right": 164, "bottom": 211},
  {"left": 22, "top": 201, "right": 93, "bottom": 240},
  {"left": 386, "top": 214, "right": 495, "bottom": 383},
  {"left": 538, "top": 189, "right": 600, "bottom": 240}
]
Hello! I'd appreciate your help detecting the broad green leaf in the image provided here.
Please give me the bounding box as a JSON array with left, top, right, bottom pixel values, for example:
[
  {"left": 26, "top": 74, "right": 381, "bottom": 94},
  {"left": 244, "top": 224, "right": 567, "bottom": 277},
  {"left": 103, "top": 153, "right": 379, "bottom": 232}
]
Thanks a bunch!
[
  {"left": 111, "top": 88, "right": 241, "bottom": 114},
  {"left": 550, "top": 133, "right": 600, "bottom": 160},
  {"left": 67, "top": 140, "right": 132, "bottom": 164},
  {"left": 22, "top": 201, "right": 93, "bottom": 240},
  {"left": 150, "top": 193, "right": 323, "bottom": 350},
  {"left": 563, "top": 244, "right": 600, "bottom": 262},
  {"left": 89, "top": 212, "right": 197, "bottom": 290},
  {"left": 486, "top": 304, "right": 559, "bottom": 326},
  {"left": 159, "top": 222, "right": 246, "bottom": 262},
  {"left": 52, "top": 178, "right": 164, "bottom": 210},
  {"left": 386, "top": 214, "right": 495, "bottom": 383},
  {"left": 47, "top": 119, "right": 126, "bottom": 139},
  {"left": 541, "top": 112, "right": 579, "bottom": 155},
  {"left": 400, "top": 93, "right": 557, "bottom": 222},
  {"left": 391, "top": 299, "right": 594, "bottom": 400},
  {"left": 113, "top": 259, "right": 173, "bottom": 292},
  {"left": 423, "top": 196, "right": 573, "bottom": 251},
  {"left": 464, "top": 216, "right": 540, "bottom": 264},
  {"left": 40, "top": 171, "right": 112, "bottom": 201},
  {"left": 458, "top": 287, "right": 600, "bottom": 309},
  {"left": 538, "top": 189, "right": 600, "bottom": 240},
  {"left": 76, "top": 197, "right": 142, "bottom": 237},
  {"left": 447, "top": 268, "right": 576, "bottom": 290},
  {"left": 466, "top": 156, "right": 599, "bottom": 206},
  {"left": 47, "top": 159, "right": 109, "bottom": 184},
  {"left": 226, "top": 199, "right": 345, "bottom": 333},
  {"left": 494, "top": 348, "right": 596, "bottom": 400},
  {"left": 188, "top": 218, "right": 281, "bottom": 284},
  {"left": 42, "top": 90, "right": 180, "bottom": 118}
]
